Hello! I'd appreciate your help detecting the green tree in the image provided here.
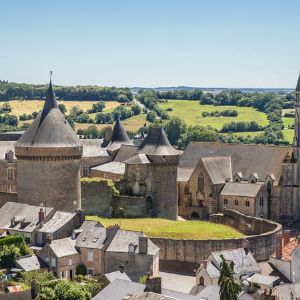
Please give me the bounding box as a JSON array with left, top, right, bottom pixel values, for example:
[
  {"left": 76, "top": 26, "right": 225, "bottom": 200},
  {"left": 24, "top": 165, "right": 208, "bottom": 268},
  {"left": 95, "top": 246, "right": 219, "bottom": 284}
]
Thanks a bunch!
[
  {"left": 164, "top": 116, "right": 187, "bottom": 145},
  {"left": 58, "top": 103, "right": 67, "bottom": 114},
  {"left": 0, "top": 244, "right": 20, "bottom": 268},
  {"left": 76, "top": 264, "right": 87, "bottom": 276},
  {"left": 131, "top": 103, "right": 141, "bottom": 115},
  {"left": 218, "top": 255, "right": 241, "bottom": 300},
  {"left": 146, "top": 111, "right": 157, "bottom": 122}
]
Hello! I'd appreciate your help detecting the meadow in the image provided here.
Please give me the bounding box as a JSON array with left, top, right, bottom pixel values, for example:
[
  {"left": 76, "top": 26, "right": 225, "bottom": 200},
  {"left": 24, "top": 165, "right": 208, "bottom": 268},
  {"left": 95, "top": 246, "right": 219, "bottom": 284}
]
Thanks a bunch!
[
  {"left": 86, "top": 216, "right": 244, "bottom": 240},
  {"left": 158, "top": 100, "right": 269, "bottom": 130}
]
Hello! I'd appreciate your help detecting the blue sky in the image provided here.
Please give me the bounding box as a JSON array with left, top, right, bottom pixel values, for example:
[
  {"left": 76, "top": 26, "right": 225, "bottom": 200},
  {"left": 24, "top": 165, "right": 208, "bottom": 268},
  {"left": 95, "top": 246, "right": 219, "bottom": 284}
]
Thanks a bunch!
[{"left": 1, "top": 0, "right": 300, "bottom": 88}]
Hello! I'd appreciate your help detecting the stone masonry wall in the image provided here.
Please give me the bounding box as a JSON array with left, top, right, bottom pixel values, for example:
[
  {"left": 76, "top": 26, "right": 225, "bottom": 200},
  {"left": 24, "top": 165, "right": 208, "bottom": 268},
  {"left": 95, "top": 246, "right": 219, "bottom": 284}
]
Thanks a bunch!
[
  {"left": 0, "top": 191, "right": 17, "bottom": 208},
  {"left": 112, "top": 194, "right": 147, "bottom": 217},
  {"left": 151, "top": 209, "right": 281, "bottom": 263}
]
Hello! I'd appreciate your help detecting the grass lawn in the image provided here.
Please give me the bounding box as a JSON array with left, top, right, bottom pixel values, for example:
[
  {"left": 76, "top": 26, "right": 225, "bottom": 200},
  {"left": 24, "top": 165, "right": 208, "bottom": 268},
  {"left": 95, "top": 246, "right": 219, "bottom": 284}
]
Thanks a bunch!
[
  {"left": 232, "top": 131, "right": 263, "bottom": 138},
  {"left": 283, "top": 117, "right": 294, "bottom": 128},
  {"left": 283, "top": 129, "right": 294, "bottom": 143},
  {"left": 86, "top": 216, "right": 244, "bottom": 240},
  {"left": 158, "top": 100, "right": 268, "bottom": 130}
]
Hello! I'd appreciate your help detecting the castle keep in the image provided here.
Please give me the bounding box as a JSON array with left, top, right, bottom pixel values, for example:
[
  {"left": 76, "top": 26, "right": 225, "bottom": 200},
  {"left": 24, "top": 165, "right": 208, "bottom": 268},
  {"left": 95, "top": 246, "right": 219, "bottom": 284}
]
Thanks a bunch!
[{"left": 15, "top": 81, "right": 83, "bottom": 212}]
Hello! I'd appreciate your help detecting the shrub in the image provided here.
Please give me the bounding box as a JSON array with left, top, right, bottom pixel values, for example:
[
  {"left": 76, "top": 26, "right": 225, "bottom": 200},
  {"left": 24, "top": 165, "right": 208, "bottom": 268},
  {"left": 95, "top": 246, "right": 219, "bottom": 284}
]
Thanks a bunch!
[{"left": 76, "top": 264, "right": 87, "bottom": 276}]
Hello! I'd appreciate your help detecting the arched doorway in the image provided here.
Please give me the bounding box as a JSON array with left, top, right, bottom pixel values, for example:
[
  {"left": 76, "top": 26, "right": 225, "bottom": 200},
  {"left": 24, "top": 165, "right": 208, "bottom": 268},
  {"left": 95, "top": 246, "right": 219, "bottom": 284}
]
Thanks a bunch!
[{"left": 191, "top": 212, "right": 200, "bottom": 219}]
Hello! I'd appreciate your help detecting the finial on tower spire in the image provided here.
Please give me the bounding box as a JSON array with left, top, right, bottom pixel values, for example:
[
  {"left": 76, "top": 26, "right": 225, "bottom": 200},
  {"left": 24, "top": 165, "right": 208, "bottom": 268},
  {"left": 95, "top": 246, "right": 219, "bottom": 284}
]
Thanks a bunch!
[{"left": 49, "top": 70, "right": 53, "bottom": 82}]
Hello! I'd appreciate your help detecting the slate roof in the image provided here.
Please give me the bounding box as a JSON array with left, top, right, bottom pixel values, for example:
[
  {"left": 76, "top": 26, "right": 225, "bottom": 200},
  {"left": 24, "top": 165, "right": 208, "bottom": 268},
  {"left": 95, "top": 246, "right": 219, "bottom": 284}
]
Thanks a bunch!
[
  {"left": 15, "top": 255, "right": 44, "bottom": 272},
  {"left": 125, "top": 153, "right": 150, "bottom": 164},
  {"left": 273, "top": 282, "right": 300, "bottom": 299},
  {"left": 37, "top": 211, "right": 76, "bottom": 234},
  {"left": 247, "top": 273, "right": 280, "bottom": 286},
  {"left": 15, "top": 81, "right": 82, "bottom": 152},
  {"left": 205, "top": 261, "right": 220, "bottom": 279},
  {"left": 220, "top": 182, "right": 263, "bottom": 197},
  {"left": 178, "top": 142, "right": 291, "bottom": 184},
  {"left": 196, "top": 285, "right": 220, "bottom": 300},
  {"left": 0, "top": 141, "right": 16, "bottom": 159},
  {"left": 92, "top": 279, "right": 201, "bottom": 300},
  {"left": 0, "top": 202, "right": 54, "bottom": 233},
  {"left": 49, "top": 237, "right": 78, "bottom": 258},
  {"left": 139, "top": 127, "right": 178, "bottom": 157},
  {"left": 114, "top": 144, "right": 139, "bottom": 162},
  {"left": 201, "top": 156, "right": 232, "bottom": 184},
  {"left": 106, "top": 118, "right": 133, "bottom": 152},
  {"left": 81, "top": 139, "right": 108, "bottom": 158},
  {"left": 91, "top": 161, "right": 125, "bottom": 175},
  {"left": 106, "top": 229, "right": 159, "bottom": 255},
  {"left": 76, "top": 221, "right": 108, "bottom": 249},
  {"left": 104, "top": 270, "right": 131, "bottom": 283},
  {"left": 210, "top": 248, "right": 261, "bottom": 275}
]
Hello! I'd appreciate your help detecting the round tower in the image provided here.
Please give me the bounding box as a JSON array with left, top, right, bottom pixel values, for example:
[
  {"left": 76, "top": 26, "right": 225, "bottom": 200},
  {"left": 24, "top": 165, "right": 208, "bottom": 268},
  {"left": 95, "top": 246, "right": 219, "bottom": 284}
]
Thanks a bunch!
[{"left": 15, "top": 80, "right": 83, "bottom": 212}]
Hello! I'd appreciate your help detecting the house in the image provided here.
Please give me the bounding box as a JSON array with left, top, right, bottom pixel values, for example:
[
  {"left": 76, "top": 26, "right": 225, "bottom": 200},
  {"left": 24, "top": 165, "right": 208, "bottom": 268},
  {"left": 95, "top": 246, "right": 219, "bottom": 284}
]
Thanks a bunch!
[
  {"left": 104, "top": 269, "right": 131, "bottom": 283},
  {"left": 0, "top": 202, "right": 54, "bottom": 244},
  {"left": 272, "top": 282, "right": 300, "bottom": 300},
  {"left": 15, "top": 255, "right": 46, "bottom": 272},
  {"left": 75, "top": 220, "right": 119, "bottom": 276},
  {"left": 105, "top": 229, "right": 159, "bottom": 281},
  {"left": 37, "top": 237, "right": 80, "bottom": 280},
  {"left": 196, "top": 248, "right": 261, "bottom": 287},
  {"left": 270, "top": 230, "right": 300, "bottom": 282}
]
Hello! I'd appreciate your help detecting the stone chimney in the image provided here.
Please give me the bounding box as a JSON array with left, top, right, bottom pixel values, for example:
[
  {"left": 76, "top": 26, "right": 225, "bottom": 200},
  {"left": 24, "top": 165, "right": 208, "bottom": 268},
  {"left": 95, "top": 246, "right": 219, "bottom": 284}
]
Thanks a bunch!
[
  {"left": 201, "top": 259, "right": 208, "bottom": 269},
  {"left": 46, "top": 234, "right": 52, "bottom": 245},
  {"left": 39, "top": 207, "right": 45, "bottom": 223},
  {"left": 145, "top": 276, "right": 161, "bottom": 294},
  {"left": 283, "top": 230, "right": 291, "bottom": 246},
  {"left": 275, "top": 233, "right": 283, "bottom": 259},
  {"left": 106, "top": 224, "right": 119, "bottom": 239},
  {"left": 139, "top": 236, "right": 148, "bottom": 254},
  {"left": 119, "top": 263, "right": 125, "bottom": 273},
  {"left": 105, "top": 126, "right": 112, "bottom": 142}
]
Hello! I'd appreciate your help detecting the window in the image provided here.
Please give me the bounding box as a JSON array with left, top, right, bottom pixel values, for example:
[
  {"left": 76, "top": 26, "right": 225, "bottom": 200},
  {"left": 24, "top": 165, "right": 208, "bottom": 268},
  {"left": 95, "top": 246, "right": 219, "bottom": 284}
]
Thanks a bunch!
[
  {"left": 224, "top": 198, "right": 228, "bottom": 205},
  {"left": 234, "top": 200, "right": 238, "bottom": 206},
  {"left": 87, "top": 268, "right": 94, "bottom": 276},
  {"left": 87, "top": 250, "right": 93, "bottom": 262},
  {"left": 184, "top": 185, "right": 189, "bottom": 195},
  {"left": 5, "top": 151, "right": 13, "bottom": 163},
  {"left": 260, "top": 197, "right": 264, "bottom": 206},
  {"left": 45, "top": 256, "right": 49, "bottom": 263},
  {"left": 83, "top": 166, "right": 89, "bottom": 177},
  {"left": 69, "top": 258, "right": 72, "bottom": 266},
  {"left": 51, "top": 257, "right": 56, "bottom": 267},
  {"left": 199, "top": 276, "right": 204, "bottom": 286},
  {"left": 198, "top": 173, "right": 204, "bottom": 192},
  {"left": 246, "top": 201, "right": 250, "bottom": 207},
  {"left": 61, "top": 271, "right": 65, "bottom": 278},
  {"left": 7, "top": 184, "right": 12, "bottom": 193},
  {"left": 7, "top": 168, "right": 14, "bottom": 180},
  {"left": 128, "top": 243, "right": 135, "bottom": 253}
]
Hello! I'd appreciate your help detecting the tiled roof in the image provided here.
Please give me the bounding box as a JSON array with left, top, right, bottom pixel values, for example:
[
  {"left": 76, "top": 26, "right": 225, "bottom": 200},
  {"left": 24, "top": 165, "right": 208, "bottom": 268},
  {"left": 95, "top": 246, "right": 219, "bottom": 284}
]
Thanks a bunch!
[
  {"left": 50, "top": 237, "right": 78, "bottom": 258},
  {"left": 91, "top": 161, "right": 125, "bottom": 175},
  {"left": 281, "top": 238, "right": 298, "bottom": 261}
]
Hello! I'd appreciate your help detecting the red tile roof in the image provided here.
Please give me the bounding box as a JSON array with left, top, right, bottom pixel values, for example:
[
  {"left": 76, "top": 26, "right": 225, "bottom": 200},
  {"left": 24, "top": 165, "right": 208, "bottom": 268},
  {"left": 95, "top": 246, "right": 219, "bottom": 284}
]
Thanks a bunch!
[{"left": 281, "top": 238, "right": 298, "bottom": 261}]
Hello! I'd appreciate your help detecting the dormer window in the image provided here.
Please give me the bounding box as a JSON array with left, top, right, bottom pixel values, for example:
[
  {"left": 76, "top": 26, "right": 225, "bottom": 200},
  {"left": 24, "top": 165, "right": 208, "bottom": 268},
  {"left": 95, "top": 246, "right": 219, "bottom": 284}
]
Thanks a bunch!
[
  {"left": 5, "top": 150, "right": 14, "bottom": 163},
  {"left": 233, "top": 172, "right": 242, "bottom": 182},
  {"left": 128, "top": 243, "right": 135, "bottom": 253},
  {"left": 265, "top": 174, "right": 275, "bottom": 185},
  {"left": 248, "top": 173, "right": 258, "bottom": 184}
]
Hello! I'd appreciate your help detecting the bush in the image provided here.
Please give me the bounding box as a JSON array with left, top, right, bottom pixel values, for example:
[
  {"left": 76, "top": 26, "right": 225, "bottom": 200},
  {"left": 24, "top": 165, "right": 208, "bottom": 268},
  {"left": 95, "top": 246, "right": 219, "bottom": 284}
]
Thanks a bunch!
[{"left": 76, "top": 264, "right": 87, "bottom": 276}]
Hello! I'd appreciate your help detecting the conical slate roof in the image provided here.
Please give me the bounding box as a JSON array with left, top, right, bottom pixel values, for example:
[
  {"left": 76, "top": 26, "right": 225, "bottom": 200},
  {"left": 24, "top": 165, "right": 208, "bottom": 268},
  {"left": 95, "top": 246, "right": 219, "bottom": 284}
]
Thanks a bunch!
[
  {"left": 106, "top": 118, "right": 133, "bottom": 152},
  {"left": 296, "top": 72, "right": 300, "bottom": 92},
  {"left": 15, "top": 81, "right": 82, "bottom": 157},
  {"left": 139, "top": 127, "right": 178, "bottom": 156}
]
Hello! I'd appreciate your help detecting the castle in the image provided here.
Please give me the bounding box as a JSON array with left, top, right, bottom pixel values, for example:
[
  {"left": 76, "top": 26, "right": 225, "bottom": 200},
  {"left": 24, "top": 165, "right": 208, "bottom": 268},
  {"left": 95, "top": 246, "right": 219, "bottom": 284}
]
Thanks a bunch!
[{"left": 1, "top": 75, "right": 300, "bottom": 224}]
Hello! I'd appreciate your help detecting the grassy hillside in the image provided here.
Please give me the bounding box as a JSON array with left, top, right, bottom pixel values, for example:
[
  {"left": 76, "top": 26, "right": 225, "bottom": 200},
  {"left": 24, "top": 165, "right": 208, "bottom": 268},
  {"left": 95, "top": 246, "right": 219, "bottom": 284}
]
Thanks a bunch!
[
  {"left": 86, "top": 216, "right": 244, "bottom": 240},
  {"left": 158, "top": 100, "right": 268, "bottom": 129}
]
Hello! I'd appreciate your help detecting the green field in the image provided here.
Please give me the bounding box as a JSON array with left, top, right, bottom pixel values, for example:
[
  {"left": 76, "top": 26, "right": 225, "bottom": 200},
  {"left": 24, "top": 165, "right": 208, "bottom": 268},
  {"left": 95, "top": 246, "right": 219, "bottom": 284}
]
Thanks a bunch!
[
  {"left": 283, "top": 117, "right": 294, "bottom": 128},
  {"left": 86, "top": 216, "right": 244, "bottom": 240},
  {"left": 158, "top": 100, "right": 268, "bottom": 130}
]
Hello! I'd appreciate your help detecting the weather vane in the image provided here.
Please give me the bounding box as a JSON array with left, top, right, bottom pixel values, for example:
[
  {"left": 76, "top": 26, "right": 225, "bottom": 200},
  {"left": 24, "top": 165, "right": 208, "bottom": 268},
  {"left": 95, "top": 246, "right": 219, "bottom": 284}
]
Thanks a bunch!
[{"left": 49, "top": 70, "right": 53, "bottom": 81}]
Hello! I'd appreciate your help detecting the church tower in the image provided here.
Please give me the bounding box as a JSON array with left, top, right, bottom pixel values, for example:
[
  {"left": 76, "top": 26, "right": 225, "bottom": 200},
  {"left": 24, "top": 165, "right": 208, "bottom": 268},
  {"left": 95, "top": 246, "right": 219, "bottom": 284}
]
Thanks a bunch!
[
  {"left": 15, "top": 80, "right": 83, "bottom": 212},
  {"left": 292, "top": 73, "right": 300, "bottom": 219}
]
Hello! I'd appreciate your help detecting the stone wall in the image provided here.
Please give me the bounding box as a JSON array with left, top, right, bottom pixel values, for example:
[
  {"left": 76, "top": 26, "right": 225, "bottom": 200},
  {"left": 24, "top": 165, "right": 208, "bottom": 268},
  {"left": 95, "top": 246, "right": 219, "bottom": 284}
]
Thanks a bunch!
[
  {"left": 112, "top": 194, "right": 147, "bottom": 217},
  {"left": 151, "top": 209, "right": 281, "bottom": 264},
  {"left": 0, "top": 191, "right": 17, "bottom": 208},
  {"left": 81, "top": 179, "right": 114, "bottom": 217}
]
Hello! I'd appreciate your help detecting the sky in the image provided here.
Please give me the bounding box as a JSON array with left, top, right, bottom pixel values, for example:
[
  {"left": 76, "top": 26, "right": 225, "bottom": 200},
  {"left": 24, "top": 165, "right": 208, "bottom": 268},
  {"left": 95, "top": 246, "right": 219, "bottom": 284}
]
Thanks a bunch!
[{"left": 1, "top": 0, "right": 300, "bottom": 88}]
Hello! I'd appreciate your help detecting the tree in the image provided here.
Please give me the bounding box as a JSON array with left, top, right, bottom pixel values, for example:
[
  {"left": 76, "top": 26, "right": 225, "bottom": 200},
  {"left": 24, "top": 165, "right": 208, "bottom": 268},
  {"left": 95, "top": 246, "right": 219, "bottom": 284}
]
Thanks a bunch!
[
  {"left": 218, "top": 255, "right": 241, "bottom": 300},
  {"left": 58, "top": 103, "right": 67, "bottom": 114},
  {"left": 0, "top": 244, "right": 20, "bottom": 268},
  {"left": 76, "top": 264, "right": 87, "bottom": 276},
  {"left": 164, "top": 116, "right": 187, "bottom": 145},
  {"left": 131, "top": 103, "right": 141, "bottom": 115},
  {"left": 146, "top": 111, "right": 157, "bottom": 122},
  {"left": 89, "top": 101, "right": 105, "bottom": 113}
]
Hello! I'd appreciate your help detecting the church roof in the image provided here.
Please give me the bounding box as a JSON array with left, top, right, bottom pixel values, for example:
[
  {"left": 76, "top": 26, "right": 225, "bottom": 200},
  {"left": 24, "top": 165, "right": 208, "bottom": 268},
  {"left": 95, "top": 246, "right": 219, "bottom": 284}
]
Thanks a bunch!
[
  {"left": 178, "top": 142, "right": 291, "bottom": 185},
  {"left": 297, "top": 73, "right": 300, "bottom": 92},
  {"left": 15, "top": 81, "right": 82, "bottom": 156},
  {"left": 139, "top": 127, "right": 178, "bottom": 156},
  {"left": 220, "top": 182, "right": 263, "bottom": 197}
]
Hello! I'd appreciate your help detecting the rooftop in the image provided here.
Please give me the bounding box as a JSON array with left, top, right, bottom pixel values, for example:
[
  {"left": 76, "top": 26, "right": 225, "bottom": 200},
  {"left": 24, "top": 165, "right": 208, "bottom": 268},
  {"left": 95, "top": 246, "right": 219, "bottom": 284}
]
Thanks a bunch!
[
  {"left": 220, "top": 182, "right": 263, "bottom": 197},
  {"left": 49, "top": 237, "right": 78, "bottom": 258},
  {"left": 91, "top": 161, "right": 125, "bottom": 175},
  {"left": 15, "top": 255, "right": 44, "bottom": 272}
]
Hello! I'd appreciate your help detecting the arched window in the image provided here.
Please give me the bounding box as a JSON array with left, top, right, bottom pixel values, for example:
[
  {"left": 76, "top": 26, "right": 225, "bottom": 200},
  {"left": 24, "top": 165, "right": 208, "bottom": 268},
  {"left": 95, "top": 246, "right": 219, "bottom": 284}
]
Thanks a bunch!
[
  {"left": 198, "top": 173, "right": 204, "bottom": 192},
  {"left": 199, "top": 276, "right": 204, "bottom": 286}
]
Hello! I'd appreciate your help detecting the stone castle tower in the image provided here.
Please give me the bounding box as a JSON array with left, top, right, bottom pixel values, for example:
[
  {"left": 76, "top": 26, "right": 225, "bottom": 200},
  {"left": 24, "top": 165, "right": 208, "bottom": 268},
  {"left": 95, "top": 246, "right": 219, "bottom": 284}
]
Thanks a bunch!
[
  {"left": 292, "top": 73, "right": 300, "bottom": 219},
  {"left": 15, "top": 80, "right": 83, "bottom": 212}
]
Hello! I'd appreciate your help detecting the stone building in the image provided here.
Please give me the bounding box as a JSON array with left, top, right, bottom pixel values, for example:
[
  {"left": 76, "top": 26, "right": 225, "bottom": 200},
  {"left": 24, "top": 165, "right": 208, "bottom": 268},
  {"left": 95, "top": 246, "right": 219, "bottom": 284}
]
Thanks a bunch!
[
  {"left": 15, "top": 80, "right": 83, "bottom": 212},
  {"left": 177, "top": 74, "right": 300, "bottom": 224}
]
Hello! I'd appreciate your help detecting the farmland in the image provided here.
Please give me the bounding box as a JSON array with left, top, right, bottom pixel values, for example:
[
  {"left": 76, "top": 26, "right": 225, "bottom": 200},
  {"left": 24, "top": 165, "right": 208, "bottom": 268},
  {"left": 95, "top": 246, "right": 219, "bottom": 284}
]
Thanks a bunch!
[
  {"left": 86, "top": 216, "right": 244, "bottom": 240},
  {"left": 158, "top": 100, "right": 269, "bottom": 130}
]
